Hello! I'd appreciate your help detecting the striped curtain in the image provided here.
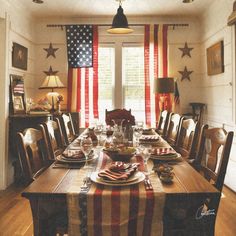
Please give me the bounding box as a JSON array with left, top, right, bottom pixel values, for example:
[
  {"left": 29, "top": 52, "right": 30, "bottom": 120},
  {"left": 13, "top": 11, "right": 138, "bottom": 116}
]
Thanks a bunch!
[
  {"left": 144, "top": 24, "right": 172, "bottom": 127},
  {"left": 67, "top": 26, "right": 98, "bottom": 127}
]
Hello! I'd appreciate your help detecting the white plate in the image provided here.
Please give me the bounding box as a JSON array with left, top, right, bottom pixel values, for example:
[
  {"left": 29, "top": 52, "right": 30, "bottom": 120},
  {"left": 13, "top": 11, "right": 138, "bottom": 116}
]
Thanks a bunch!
[
  {"left": 90, "top": 171, "right": 145, "bottom": 186},
  {"left": 56, "top": 153, "right": 97, "bottom": 163},
  {"left": 150, "top": 152, "right": 182, "bottom": 161}
]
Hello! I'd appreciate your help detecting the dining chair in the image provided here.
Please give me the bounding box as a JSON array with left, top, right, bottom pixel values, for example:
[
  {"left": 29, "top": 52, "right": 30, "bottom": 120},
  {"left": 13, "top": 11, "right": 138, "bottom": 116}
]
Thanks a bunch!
[
  {"left": 165, "top": 113, "right": 184, "bottom": 147},
  {"left": 175, "top": 118, "right": 199, "bottom": 160},
  {"left": 16, "top": 128, "right": 52, "bottom": 185},
  {"left": 156, "top": 110, "right": 172, "bottom": 139},
  {"left": 105, "top": 108, "right": 135, "bottom": 126},
  {"left": 195, "top": 127, "right": 234, "bottom": 192},
  {"left": 39, "top": 119, "right": 65, "bottom": 160},
  {"left": 57, "top": 113, "right": 77, "bottom": 145}
]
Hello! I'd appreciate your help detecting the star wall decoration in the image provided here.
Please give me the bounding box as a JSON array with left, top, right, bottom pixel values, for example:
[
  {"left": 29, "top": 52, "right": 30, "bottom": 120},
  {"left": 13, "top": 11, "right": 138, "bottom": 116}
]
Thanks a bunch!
[
  {"left": 43, "top": 66, "right": 58, "bottom": 76},
  {"left": 178, "top": 66, "right": 193, "bottom": 81},
  {"left": 43, "top": 43, "right": 59, "bottom": 58},
  {"left": 178, "top": 42, "right": 194, "bottom": 58}
]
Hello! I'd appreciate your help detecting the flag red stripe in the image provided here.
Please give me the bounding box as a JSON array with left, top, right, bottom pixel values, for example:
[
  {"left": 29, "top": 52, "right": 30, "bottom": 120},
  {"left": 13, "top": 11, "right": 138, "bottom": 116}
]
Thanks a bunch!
[
  {"left": 93, "top": 186, "right": 104, "bottom": 236},
  {"left": 76, "top": 69, "right": 81, "bottom": 111},
  {"left": 128, "top": 185, "right": 139, "bottom": 235},
  {"left": 162, "top": 25, "right": 168, "bottom": 77},
  {"left": 154, "top": 24, "right": 160, "bottom": 125},
  {"left": 142, "top": 191, "right": 155, "bottom": 236},
  {"left": 67, "top": 67, "right": 73, "bottom": 111},
  {"left": 144, "top": 25, "right": 151, "bottom": 126},
  {"left": 111, "top": 187, "right": 121, "bottom": 236},
  {"left": 93, "top": 25, "right": 99, "bottom": 119},
  {"left": 85, "top": 68, "right": 89, "bottom": 127}
]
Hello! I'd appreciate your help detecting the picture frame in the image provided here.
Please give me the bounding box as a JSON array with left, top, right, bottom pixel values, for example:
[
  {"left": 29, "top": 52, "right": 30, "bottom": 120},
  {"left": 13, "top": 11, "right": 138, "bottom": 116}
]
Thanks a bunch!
[
  {"left": 10, "top": 74, "right": 26, "bottom": 114},
  {"left": 13, "top": 95, "right": 25, "bottom": 111},
  {"left": 207, "top": 41, "right": 224, "bottom": 76},
  {"left": 12, "top": 42, "right": 28, "bottom": 70}
]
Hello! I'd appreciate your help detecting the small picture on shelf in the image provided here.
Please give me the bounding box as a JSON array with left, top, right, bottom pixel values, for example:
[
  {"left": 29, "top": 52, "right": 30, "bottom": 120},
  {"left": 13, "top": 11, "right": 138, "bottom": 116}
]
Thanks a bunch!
[{"left": 13, "top": 95, "right": 25, "bottom": 112}]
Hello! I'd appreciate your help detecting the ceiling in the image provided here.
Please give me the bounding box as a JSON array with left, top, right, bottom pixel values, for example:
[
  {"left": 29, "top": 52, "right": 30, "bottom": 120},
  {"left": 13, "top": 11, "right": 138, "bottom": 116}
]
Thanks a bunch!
[{"left": 16, "top": 0, "right": 214, "bottom": 18}]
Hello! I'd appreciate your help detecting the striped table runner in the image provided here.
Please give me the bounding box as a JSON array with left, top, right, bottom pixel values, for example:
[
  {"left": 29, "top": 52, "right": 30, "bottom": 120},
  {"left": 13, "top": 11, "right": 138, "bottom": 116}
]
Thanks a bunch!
[{"left": 67, "top": 153, "right": 165, "bottom": 236}]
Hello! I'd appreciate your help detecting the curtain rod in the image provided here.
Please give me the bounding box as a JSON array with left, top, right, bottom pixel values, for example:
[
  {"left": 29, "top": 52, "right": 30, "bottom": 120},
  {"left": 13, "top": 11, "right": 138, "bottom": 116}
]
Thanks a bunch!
[{"left": 47, "top": 23, "right": 189, "bottom": 29}]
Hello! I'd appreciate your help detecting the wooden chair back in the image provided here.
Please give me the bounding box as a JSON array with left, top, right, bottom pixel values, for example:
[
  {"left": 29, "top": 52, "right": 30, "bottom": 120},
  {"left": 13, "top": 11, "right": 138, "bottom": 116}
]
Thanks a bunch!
[
  {"left": 16, "top": 128, "right": 51, "bottom": 185},
  {"left": 195, "top": 127, "right": 234, "bottom": 192},
  {"left": 165, "top": 113, "right": 184, "bottom": 147},
  {"left": 105, "top": 108, "right": 135, "bottom": 126},
  {"left": 156, "top": 110, "right": 172, "bottom": 138},
  {"left": 57, "top": 113, "right": 76, "bottom": 145},
  {"left": 39, "top": 119, "right": 64, "bottom": 160},
  {"left": 175, "top": 118, "right": 199, "bottom": 159}
]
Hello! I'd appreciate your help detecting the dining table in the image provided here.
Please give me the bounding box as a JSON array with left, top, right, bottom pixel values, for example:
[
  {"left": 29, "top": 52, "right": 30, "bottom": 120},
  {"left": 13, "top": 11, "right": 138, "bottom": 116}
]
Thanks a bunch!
[{"left": 21, "top": 130, "right": 220, "bottom": 236}]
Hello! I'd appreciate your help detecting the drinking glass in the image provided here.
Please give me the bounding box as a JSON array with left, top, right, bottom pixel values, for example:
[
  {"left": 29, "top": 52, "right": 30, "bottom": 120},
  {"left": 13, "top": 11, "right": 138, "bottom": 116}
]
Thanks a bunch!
[
  {"left": 133, "top": 126, "right": 143, "bottom": 146},
  {"left": 80, "top": 136, "right": 93, "bottom": 168},
  {"left": 141, "top": 145, "right": 152, "bottom": 174}
]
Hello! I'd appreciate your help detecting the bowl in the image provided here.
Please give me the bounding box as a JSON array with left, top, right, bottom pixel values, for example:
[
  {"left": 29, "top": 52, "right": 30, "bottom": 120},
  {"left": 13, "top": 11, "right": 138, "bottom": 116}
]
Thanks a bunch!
[{"left": 103, "top": 147, "right": 136, "bottom": 162}]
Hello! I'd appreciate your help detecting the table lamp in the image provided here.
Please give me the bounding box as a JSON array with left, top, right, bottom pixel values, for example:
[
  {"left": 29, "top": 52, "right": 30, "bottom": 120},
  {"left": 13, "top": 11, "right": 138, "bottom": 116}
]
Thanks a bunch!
[
  {"left": 39, "top": 75, "right": 65, "bottom": 113},
  {"left": 154, "top": 77, "right": 175, "bottom": 111}
]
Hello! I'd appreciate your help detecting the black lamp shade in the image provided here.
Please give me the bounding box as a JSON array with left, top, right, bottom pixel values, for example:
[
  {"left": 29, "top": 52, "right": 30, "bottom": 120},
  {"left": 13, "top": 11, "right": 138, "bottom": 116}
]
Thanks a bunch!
[
  {"left": 154, "top": 77, "right": 175, "bottom": 94},
  {"left": 107, "top": 6, "right": 133, "bottom": 34}
]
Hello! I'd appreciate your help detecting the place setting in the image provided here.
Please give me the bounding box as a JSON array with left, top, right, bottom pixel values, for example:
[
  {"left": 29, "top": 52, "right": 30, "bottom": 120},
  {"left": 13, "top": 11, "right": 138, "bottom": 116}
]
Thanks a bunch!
[{"left": 90, "top": 161, "right": 145, "bottom": 186}]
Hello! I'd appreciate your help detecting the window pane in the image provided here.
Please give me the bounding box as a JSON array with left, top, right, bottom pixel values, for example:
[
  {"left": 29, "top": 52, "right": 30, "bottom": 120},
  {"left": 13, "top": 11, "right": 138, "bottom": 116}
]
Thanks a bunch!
[
  {"left": 98, "top": 46, "right": 114, "bottom": 122},
  {"left": 123, "top": 46, "right": 145, "bottom": 122}
]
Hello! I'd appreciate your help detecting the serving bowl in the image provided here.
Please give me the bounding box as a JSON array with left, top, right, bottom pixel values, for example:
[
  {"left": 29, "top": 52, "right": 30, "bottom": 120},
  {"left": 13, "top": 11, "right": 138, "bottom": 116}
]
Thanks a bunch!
[{"left": 103, "top": 147, "right": 136, "bottom": 162}]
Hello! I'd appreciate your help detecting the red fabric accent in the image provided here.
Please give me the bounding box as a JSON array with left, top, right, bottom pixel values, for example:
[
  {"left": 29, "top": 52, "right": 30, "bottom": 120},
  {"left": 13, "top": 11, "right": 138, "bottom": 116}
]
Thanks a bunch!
[
  {"left": 162, "top": 25, "right": 168, "bottom": 77},
  {"left": 93, "top": 186, "right": 104, "bottom": 236},
  {"left": 93, "top": 25, "right": 99, "bottom": 119},
  {"left": 142, "top": 191, "right": 155, "bottom": 236},
  {"left": 154, "top": 24, "right": 160, "bottom": 125},
  {"left": 76, "top": 68, "right": 81, "bottom": 111},
  {"left": 85, "top": 68, "right": 89, "bottom": 127},
  {"left": 128, "top": 185, "right": 139, "bottom": 235},
  {"left": 144, "top": 25, "right": 151, "bottom": 126},
  {"left": 111, "top": 187, "right": 121, "bottom": 236},
  {"left": 67, "top": 67, "right": 73, "bottom": 111},
  {"left": 162, "top": 24, "right": 172, "bottom": 112}
]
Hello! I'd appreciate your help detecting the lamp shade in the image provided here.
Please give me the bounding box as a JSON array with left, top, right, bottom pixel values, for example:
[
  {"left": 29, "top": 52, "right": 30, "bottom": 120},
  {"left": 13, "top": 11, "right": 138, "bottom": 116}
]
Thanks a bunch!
[
  {"left": 107, "top": 5, "right": 133, "bottom": 34},
  {"left": 39, "top": 75, "right": 65, "bottom": 90},
  {"left": 154, "top": 77, "right": 175, "bottom": 94}
]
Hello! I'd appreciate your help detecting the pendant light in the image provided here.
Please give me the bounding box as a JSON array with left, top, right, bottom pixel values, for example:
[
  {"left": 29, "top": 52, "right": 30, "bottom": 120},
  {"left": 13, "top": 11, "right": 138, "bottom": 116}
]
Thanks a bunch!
[{"left": 107, "top": 0, "right": 133, "bottom": 34}]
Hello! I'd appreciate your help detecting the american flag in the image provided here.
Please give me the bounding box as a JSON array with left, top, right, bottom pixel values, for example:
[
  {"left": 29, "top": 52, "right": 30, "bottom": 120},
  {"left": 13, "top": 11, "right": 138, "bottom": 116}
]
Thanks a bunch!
[
  {"left": 66, "top": 25, "right": 93, "bottom": 68},
  {"left": 13, "top": 80, "right": 24, "bottom": 94},
  {"left": 174, "top": 81, "right": 180, "bottom": 104}
]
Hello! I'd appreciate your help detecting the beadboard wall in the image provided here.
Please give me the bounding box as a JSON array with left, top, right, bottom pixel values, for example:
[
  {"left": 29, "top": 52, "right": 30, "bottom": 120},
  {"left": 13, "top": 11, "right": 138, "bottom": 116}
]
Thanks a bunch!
[{"left": 199, "top": 0, "right": 236, "bottom": 191}]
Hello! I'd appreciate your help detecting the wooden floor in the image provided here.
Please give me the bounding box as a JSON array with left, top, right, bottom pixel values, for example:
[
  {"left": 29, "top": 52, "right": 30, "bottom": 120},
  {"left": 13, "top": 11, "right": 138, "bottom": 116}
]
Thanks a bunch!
[{"left": 0, "top": 184, "right": 235, "bottom": 236}]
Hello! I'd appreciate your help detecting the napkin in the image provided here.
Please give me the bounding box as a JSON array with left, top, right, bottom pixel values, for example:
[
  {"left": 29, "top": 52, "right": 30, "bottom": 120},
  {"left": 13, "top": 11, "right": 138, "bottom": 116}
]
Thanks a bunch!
[
  {"left": 62, "top": 149, "right": 85, "bottom": 159},
  {"left": 98, "top": 162, "right": 140, "bottom": 181},
  {"left": 151, "top": 148, "right": 177, "bottom": 156}
]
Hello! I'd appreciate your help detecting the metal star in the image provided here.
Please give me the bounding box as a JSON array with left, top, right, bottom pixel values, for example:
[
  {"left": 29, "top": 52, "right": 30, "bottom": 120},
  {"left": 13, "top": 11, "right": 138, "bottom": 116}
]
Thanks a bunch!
[
  {"left": 178, "top": 42, "right": 194, "bottom": 58},
  {"left": 178, "top": 66, "right": 193, "bottom": 81},
  {"left": 43, "top": 66, "right": 58, "bottom": 76},
  {"left": 43, "top": 43, "right": 59, "bottom": 58}
]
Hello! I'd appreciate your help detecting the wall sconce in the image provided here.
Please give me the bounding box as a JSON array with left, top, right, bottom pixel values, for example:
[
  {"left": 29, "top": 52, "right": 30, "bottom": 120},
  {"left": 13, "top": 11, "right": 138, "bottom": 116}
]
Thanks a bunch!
[
  {"left": 154, "top": 77, "right": 175, "bottom": 111},
  {"left": 39, "top": 75, "right": 65, "bottom": 113},
  {"left": 107, "top": 0, "right": 133, "bottom": 34}
]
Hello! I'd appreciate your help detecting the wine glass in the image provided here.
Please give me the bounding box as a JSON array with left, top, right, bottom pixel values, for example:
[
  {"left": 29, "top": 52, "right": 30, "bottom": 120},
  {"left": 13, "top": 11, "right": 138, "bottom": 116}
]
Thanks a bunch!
[
  {"left": 133, "top": 126, "right": 143, "bottom": 146},
  {"left": 141, "top": 145, "right": 152, "bottom": 174},
  {"left": 80, "top": 136, "right": 93, "bottom": 168}
]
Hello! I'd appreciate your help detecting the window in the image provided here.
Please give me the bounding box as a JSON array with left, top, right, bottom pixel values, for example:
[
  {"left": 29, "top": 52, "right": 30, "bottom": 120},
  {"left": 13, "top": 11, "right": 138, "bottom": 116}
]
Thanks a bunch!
[
  {"left": 98, "top": 46, "right": 115, "bottom": 121},
  {"left": 123, "top": 45, "right": 145, "bottom": 122},
  {"left": 98, "top": 43, "right": 146, "bottom": 124}
]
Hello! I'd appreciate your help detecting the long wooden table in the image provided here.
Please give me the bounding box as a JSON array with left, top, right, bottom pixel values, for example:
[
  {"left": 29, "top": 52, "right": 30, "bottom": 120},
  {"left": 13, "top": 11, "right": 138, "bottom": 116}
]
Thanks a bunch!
[{"left": 22, "top": 151, "right": 220, "bottom": 236}]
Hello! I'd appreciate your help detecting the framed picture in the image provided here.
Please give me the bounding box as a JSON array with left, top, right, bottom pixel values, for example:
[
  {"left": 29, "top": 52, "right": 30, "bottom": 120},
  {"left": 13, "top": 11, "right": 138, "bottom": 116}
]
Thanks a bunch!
[
  {"left": 10, "top": 74, "right": 26, "bottom": 114},
  {"left": 207, "top": 41, "right": 224, "bottom": 76},
  {"left": 12, "top": 42, "right": 28, "bottom": 70},
  {"left": 13, "top": 95, "right": 25, "bottom": 112}
]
